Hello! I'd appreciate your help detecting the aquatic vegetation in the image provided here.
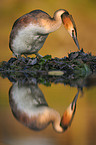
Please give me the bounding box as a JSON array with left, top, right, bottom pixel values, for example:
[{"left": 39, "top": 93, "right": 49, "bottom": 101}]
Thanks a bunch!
[{"left": 0, "top": 49, "right": 96, "bottom": 85}]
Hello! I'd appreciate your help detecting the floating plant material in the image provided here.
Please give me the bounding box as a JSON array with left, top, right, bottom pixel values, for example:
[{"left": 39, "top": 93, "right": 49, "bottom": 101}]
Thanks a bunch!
[
  {"left": 0, "top": 49, "right": 96, "bottom": 82},
  {"left": 48, "top": 71, "right": 64, "bottom": 76}
]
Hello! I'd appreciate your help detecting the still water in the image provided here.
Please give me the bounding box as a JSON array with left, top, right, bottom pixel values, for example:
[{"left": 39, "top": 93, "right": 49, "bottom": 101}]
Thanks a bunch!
[{"left": 0, "top": 75, "right": 96, "bottom": 145}]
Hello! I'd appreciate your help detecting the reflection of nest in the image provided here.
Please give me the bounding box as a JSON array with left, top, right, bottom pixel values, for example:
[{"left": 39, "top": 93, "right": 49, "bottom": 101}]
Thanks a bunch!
[{"left": 0, "top": 49, "right": 96, "bottom": 87}]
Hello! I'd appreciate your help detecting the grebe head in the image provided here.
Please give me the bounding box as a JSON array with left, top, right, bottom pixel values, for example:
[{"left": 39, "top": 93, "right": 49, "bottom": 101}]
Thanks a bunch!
[
  {"left": 61, "top": 11, "right": 80, "bottom": 50},
  {"left": 60, "top": 101, "right": 76, "bottom": 131}
]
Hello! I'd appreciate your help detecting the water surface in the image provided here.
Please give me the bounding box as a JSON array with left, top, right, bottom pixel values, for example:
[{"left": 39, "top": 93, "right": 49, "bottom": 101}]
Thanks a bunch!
[{"left": 0, "top": 75, "right": 96, "bottom": 145}]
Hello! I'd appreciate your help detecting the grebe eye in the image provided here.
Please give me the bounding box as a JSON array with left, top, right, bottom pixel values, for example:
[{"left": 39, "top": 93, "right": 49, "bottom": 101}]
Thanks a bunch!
[{"left": 72, "top": 30, "right": 74, "bottom": 37}]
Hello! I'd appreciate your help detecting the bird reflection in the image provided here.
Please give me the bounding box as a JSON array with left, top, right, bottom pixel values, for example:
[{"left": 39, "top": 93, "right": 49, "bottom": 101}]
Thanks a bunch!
[
  {"left": 60, "top": 90, "right": 79, "bottom": 130},
  {"left": 9, "top": 82, "right": 79, "bottom": 133}
]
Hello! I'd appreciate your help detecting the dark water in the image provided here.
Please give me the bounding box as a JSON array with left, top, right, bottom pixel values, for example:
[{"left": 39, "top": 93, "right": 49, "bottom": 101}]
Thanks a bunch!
[{"left": 0, "top": 75, "right": 96, "bottom": 145}]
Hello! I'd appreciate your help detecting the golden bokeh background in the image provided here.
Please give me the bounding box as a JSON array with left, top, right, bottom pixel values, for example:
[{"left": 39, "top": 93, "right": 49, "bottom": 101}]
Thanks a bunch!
[
  {"left": 0, "top": 0, "right": 96, "bottom": 61},
  {"left": 0, "top": 1, "right": 96, "bottom": 145}
]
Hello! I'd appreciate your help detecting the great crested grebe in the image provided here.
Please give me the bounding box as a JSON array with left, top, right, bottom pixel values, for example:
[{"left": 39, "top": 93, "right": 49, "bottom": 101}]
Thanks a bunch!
[
  {"left": 9, "top": 9, "right": 80, "bottom": 57},
  {"left": 9, "top": 82, "right": 79, "bottom": 133}
]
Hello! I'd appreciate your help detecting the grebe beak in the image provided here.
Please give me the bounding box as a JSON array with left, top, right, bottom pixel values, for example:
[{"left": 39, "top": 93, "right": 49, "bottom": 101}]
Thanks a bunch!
[
  {"left": 72, "top": 30, "right": 80, "bottom": 50},
  {"left": 61, "top": 12, "right": 80, "bottom": 50}
]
